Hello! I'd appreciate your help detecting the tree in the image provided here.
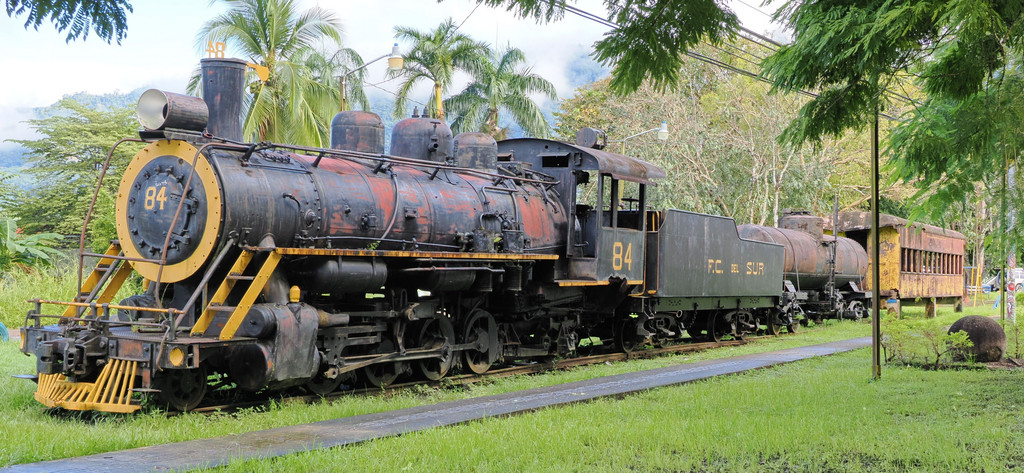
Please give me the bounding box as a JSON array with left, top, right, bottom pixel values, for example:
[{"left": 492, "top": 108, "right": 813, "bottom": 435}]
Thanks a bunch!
[
  {"left": 0, "top": 172, "right": 21, "bottom": 213},
  {"left": 390, "top": 18, "right": 489, "bottom": 119},
  {"left": 463, "top": 0, "right": 738, "bottom": 95},
  {"left": 197, "top": 0, "right": 363, "bottom": 147},
  {"left": 5, "top": 0, "right": 132, "bottom": 43},
  {"left": 754, "top": 0, "right": 1024, "bottom": 274},
  {"left": 556, "top": 50, "right": 851, "bottom": 223},
  {"left": 445, "top": 45, "right": 557, "bottom": 138},
  {"left": 470, "top": 1, "right": 1024, "bottom": 182},
  {"left": 7, "top": 98, "right": 141, "bottom": 245}
]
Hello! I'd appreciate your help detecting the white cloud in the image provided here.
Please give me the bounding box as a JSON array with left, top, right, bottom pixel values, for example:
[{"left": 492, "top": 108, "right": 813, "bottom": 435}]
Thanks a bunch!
[{"left": 0, "top": 0, "right": 774, "bottom": 140}]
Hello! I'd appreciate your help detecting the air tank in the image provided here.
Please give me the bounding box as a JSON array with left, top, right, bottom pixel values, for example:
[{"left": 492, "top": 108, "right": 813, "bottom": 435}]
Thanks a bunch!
[
  {"left": 737, "top": 215, "right": 867, "bottom": 290},
  {"left": 330, "top": 110, "right": 385, "bottom": 154},
  {"left": 390, "top": 116, "right": 453, "bottom": 162}
]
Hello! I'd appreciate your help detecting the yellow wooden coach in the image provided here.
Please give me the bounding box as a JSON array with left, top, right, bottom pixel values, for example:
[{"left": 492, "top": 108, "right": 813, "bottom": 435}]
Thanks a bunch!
[{"left": 831, "top": 211, "right": 966, "bottom": 316}]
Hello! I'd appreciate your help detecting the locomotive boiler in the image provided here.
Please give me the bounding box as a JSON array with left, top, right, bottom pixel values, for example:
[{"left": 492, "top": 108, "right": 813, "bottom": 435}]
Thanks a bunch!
[{"left": 17, "top": 57, "right": 859, "bottom": 413}]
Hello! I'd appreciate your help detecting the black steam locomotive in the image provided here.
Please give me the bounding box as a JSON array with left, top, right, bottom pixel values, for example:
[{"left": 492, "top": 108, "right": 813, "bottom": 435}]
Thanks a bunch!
[{"left": 17, "top": 58, "right": 870, "bottom": 412}]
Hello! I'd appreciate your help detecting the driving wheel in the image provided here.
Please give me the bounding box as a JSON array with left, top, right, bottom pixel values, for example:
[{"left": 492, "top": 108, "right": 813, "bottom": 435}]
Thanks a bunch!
[
  {"left": 462, "top": 310, "right": 498, "bottom": 375},
  {"left": 416, "top": 317, "right": 455, "bottom": 381}
]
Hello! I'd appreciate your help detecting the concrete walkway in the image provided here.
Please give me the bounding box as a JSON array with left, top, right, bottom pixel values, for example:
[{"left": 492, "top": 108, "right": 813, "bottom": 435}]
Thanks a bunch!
[{"left": 3, "top": 337, "right": 871, "bottom": 473}]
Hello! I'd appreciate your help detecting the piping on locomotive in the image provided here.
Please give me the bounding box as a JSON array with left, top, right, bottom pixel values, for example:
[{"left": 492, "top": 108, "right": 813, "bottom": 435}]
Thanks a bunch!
[{"left": 17, "top": 58, "right": 870, "bottom": 412}]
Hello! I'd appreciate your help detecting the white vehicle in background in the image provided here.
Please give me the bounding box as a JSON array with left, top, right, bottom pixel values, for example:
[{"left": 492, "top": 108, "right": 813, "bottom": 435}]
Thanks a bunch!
[{"left": 983, "top": 268, "right": 1024, "bottom": 293}]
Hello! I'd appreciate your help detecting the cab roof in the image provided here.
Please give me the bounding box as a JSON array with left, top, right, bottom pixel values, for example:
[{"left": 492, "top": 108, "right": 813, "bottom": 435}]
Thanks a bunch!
[{"left": 497, "top": 138, "right": 667, "bottom": 185}]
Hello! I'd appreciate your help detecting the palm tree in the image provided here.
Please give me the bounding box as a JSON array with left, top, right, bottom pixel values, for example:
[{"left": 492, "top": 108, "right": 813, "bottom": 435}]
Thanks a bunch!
[
  {"left": 445, "top": 45, "right": 557, "bottom": 139},
  {"left": 195, "top": 0, "right": 366, "bottom": 147},
  {"left": 390, "top": 19, "right": 488, "bottom": 119}
]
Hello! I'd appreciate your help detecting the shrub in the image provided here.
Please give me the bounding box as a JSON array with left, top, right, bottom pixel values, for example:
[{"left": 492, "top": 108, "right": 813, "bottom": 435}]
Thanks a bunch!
[
  {"left": 0, "top": 216, "right": 62, "bottom": 273},
  {"left": 881, "top": 314, "right": 974, "bottom": 369}
]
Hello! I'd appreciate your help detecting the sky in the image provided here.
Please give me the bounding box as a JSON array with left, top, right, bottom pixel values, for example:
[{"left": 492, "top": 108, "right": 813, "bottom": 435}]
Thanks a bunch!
[{"left": 0, "top": 0, "right": 784, "bottom": 145}]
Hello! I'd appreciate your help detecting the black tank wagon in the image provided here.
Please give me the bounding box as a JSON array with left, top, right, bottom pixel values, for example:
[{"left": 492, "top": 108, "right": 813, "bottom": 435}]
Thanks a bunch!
[{"left": 739, "top": 211, "right": 871, "bottom": 322}]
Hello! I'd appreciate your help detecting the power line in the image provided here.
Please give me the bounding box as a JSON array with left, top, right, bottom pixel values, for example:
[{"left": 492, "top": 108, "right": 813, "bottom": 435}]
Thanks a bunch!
[
  {"left": 722, "top": 40, "right": 769, "bottom": 63},
  {"left": 735, "top": 0, "right": 774, "bottom": 18},
  {"left": 445, "top": 2, "right": 482, "bottom": 42},
  {"left": 363, "top": 80, "right": 426, "bottom": 107},
  {"left": 562, "top": 4, "right": 907, "bottom": 119},
  {"left": 705, "top": 42, "right": 763, "bottom": 70}
]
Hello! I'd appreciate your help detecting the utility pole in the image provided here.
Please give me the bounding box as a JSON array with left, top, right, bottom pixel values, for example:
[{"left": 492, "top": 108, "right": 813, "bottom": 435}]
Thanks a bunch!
[
  {"left": 1002, "top": 152, "right": 1008, "bottom": 323},
  {"left": 871, "top": 97, "right": 882, "bottom": 380}
]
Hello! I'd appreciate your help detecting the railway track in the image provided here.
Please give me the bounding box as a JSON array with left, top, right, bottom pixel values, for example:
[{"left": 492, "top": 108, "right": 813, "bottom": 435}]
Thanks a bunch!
[{"left": 185, "top": 336, "right": 759, "bottom": 415}]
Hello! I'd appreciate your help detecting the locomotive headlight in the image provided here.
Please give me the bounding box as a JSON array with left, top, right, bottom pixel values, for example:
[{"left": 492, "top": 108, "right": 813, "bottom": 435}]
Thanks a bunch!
[{"left": 137, "top": 89, "right": 209, "bottom": 133}]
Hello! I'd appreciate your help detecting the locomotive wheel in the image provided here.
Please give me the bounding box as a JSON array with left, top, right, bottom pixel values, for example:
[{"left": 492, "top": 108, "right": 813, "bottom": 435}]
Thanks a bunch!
[
  {"left": 152, "top": 366, "right": 208, "bottom": 411},
  {"left": 416, "top": 317, "right": 455, "bottom": 381},
  {"left": 363, "top": 339, "right": 406, "bottom": 388},
  {"left": 787, "top": 321, "right": 800, "bottom": 333},
  {"left": 462, "top": 310, "right": 498, "bottom": 375},
  {"left": 305, "top": 369, "right": 353, "bottom": 396},
  {"left": 615, "top": 318, "right": 645, "bottom": 353}
]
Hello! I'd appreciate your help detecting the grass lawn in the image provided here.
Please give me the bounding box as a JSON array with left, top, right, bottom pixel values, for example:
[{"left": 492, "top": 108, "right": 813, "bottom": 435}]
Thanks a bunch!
[
  {"left": 1, "top": 316, "right": 877, "bottom": 468},
  {"left": 208, "top": 346, "right": 1024, "bottom": 473},
  {"left": 0, "top": 296, "right": 1009, "bottom": 471},
  {"left": 208, "top": 303, "right": 1022, "bottom": 473}
]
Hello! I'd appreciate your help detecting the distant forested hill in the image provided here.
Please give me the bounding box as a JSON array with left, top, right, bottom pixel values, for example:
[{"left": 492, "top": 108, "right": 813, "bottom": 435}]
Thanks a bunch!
[
  {"left": 34, "top": 89, "right": 145, "bottom": 119},
  {"left": 2, "top": 89, "right": 145, "bottom": 183},
  {"left": 0, "top": 147, "right": 24, "bottom": 168}
]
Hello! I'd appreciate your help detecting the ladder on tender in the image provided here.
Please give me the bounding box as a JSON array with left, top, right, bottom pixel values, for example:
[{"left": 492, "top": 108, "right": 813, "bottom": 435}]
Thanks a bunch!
[
  {"left": 191, "top": 249, "right": 281, "bottom": 340},
  {"left": 66, "top": 242, "right": 135, "bottom": 318}
]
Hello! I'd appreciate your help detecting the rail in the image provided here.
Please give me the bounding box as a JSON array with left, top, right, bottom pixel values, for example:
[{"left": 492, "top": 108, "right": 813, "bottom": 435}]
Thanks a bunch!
[{"left": 184, "top": 337, "right": 758, "bottom": 415}]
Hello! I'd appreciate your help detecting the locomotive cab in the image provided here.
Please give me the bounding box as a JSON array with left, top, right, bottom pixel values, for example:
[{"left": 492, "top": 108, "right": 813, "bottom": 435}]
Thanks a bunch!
[
  {"left": 496, "top": 137, "right": 665, "bottom": 285},
  {"left": 574, "top": 173, "right": 647, "bottom": 283}
]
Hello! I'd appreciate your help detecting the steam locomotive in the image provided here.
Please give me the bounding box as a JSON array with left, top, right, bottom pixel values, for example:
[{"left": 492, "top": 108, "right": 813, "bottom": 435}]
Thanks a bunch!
[{"left": 17, "top": 58, "right": 870, "bottom": 412}]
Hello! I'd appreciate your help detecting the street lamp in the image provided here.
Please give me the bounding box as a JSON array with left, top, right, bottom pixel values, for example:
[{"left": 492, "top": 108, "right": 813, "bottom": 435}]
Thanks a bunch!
[
  {"left": 612, "top": 121, "right": 669, "bottom": 154},
  {"left": 339, "top": 43, "right": 404, "bottom": 111}
]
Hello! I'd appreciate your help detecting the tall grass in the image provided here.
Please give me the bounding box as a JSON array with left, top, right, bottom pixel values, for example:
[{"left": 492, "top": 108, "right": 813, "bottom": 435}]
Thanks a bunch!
[
  {"left": 0, "top": 255, "right": 143, "bottom": 329},
  {"left": 0, "top": 264, "right": 78, "bottom": 329}
]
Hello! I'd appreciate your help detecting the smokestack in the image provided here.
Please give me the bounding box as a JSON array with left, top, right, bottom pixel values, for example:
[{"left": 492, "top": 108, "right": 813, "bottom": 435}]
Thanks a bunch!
[{"left": 200, "top": 58, "right": 247, "bottom": 141}]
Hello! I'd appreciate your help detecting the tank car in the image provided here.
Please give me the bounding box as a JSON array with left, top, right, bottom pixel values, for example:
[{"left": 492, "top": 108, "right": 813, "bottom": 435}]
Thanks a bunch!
[
  {"left": 17, "top": 58, "right": 817, "bottom": 413},
  {"left": 738, "top": 211, "right": 871, "bottom": 322}
]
